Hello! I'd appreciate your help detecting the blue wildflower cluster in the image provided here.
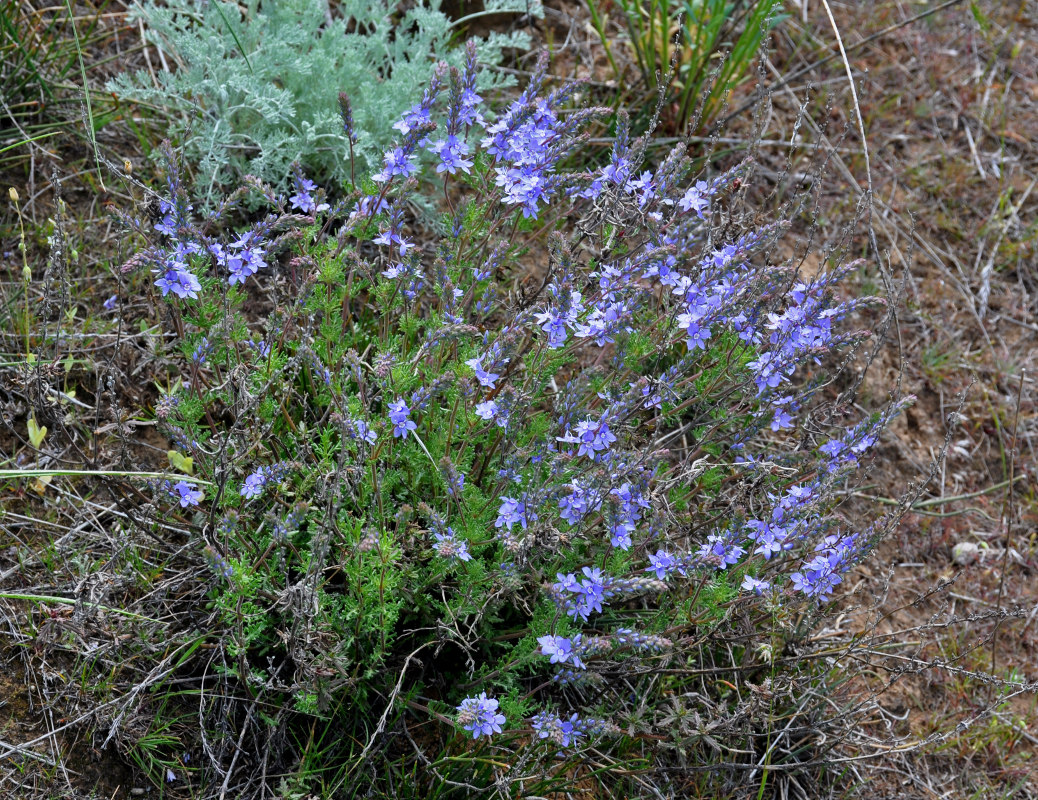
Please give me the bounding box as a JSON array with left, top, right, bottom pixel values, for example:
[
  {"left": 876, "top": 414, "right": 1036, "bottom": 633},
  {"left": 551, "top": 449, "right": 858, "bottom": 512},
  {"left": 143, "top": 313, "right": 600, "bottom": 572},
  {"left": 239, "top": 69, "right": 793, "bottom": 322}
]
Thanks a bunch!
[
  {"left": 143, "top": 41, "right": 909, "bottom": 770},
  {"left": 240, "top": 463, "right": 291, "bottom": 500},
  {"left": 456, "top": 693, "right": 506, "bottom": 740},
  {"left": 202, "top": 545, "right": 234, "bottom": 580},
  {"left": 422, "top": 504, "right": 472, "bottom": 564},
  {"left": 288, "top": 164, "right": 330, "bottom": 215},
  {"left": 209, "top": 231, "right": 269, "bottom": 287},
  {"left": 135, "top": 144, "right": 338, "bottom": 299},
  {"left": 530, "top": 710, "right": 621, "bottom": 751}
]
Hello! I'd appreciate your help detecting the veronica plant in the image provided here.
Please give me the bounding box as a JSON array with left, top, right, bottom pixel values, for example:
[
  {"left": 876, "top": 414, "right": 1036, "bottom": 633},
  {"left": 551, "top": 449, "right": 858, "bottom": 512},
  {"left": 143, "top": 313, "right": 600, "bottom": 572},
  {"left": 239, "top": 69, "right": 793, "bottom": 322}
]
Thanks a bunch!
[{"left": 120, "top": 44, "right": 908, "bottom": 794}]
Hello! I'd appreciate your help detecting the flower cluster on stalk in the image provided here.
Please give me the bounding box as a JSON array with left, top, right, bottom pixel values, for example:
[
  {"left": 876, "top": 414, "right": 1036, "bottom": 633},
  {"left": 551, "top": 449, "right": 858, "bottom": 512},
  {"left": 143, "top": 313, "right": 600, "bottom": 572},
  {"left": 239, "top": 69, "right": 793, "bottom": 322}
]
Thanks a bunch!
[{"left": 456, "top": 693, "right": 505, "bottom": 740}]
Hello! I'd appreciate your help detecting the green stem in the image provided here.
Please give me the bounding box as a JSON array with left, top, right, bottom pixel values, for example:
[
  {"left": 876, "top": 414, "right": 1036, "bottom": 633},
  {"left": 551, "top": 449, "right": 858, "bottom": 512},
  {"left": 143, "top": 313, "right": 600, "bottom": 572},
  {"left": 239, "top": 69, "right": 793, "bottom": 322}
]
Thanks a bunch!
[
  {"left": 1, "top": 592, "right": 160, "bottom": 623},
  {"left": 0, "top": 468, "right": 211, "bottom": 483}
]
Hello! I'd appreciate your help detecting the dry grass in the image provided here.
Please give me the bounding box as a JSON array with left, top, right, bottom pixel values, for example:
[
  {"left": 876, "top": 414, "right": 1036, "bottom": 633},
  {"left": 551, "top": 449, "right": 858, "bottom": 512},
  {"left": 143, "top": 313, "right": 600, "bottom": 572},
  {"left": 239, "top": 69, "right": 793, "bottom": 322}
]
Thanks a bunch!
[{"left": 740, "top": 1, "right": 1037, "bottom": 795}]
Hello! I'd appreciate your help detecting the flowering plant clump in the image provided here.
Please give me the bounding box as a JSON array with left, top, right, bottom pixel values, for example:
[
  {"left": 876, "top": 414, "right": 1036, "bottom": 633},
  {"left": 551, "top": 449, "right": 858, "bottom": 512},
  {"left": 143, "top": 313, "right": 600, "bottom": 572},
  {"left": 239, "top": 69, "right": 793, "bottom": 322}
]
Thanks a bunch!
[{"left": 124, "top": 43, "right": 909, "bottom": 794}]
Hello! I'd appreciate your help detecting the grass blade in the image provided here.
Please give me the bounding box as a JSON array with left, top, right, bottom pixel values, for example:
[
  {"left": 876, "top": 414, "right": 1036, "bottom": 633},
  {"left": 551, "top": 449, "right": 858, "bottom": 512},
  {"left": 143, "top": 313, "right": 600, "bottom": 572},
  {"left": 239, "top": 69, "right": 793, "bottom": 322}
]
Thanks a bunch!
[{"left": 63, "top": 0, "right": 104, "bottom": 190}]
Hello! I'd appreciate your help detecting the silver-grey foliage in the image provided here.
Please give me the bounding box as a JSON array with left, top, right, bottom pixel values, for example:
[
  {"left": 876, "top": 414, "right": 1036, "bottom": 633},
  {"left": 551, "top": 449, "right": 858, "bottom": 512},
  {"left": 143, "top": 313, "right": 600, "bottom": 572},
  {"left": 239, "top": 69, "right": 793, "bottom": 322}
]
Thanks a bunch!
[{"left": 108, "top": 0, "right": 539, "bottom": 201}]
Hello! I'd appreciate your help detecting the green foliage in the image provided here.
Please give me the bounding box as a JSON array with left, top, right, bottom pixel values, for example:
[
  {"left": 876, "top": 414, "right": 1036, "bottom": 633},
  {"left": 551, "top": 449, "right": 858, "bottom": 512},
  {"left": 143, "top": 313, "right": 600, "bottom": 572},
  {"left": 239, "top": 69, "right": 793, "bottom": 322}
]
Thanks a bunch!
[
  {"left": 587, "top": 0, "right": 787, "bottom": 133},
  {"left": 106, "top": 0, "right": 538, "bottom": 202}
]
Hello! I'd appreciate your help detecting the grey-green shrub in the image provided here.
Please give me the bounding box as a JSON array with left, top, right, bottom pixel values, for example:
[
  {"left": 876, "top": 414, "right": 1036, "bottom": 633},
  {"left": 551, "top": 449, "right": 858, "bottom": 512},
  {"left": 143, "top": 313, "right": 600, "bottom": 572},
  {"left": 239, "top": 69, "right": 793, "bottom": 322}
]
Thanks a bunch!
[{"left": 107, "top": 0, "right": 538, "bottom": 201}]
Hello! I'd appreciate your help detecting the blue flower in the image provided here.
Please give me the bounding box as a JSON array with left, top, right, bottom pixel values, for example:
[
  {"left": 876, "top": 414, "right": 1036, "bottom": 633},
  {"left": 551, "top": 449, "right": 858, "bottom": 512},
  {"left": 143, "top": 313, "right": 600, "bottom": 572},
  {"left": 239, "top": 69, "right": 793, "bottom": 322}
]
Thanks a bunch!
[
  {"left": 353, "top": 419, "right": 378, "bottom": 446},
  {"left": 553, "top": 567, "right": 610, "bottom": 621},
  {"left": 573, "top": 300, "right": 632, "bottom": 346},
  {"left": 677, "top": 180, "right": 710, "bottom": 216},
  {"left": 289, "top": 176, "right": 321, "bottom": 214},
  {"left": 456, "top": 692, "right": 506, "bottom": 739},
  {"left": 466, "top": 354, "right": 502, "bottom": 389},
  {"left": 240, "top": 469, "right": 267, "bottom": 499},
  {"left": 676, "top": 313, "right": 713, "bottom": 351},
  {"left": 769, "top": 399, "right": 796, "bottom": 431},
  {"left": 433, "top": 529, "right": 472, "bottom": 563},
  {"left": 534, "top": 287, "right": 584, "bottom": 348},
  {"left": 697, "top": 530, "right": 747, "bottom": 569},
  {"left": 537, "top": 635, "right": 585, "bottom": 669},
  {"left": 627, "top": 169, "right": 656, "bottom": 207},
  {"left": 373, "top": 147, "right": 417, "bottom": 183},
  {"left": 495, "top": 496, "right": 534, "bottom": 530},
  {"left": 388, "top": 398, "right": 417, "bottom": 439},
  {"left": 349, "top": 194, "right": 391, "bottom": 221},
  {"left": 191, "top": 337, "right": 210, "bottom": 365},
  {"left": 557, "top": 417, "right": 617, "bottom": 459},
  {"left": 557, "top": 481, "right": 602, "bottom": 526},
  {"left": 531, "top": 710, "right": 584, "bottom": 748},
  {"left": 153, "top": 198, "right": 192, "bottom": 238},
  {"left": 459, "top": 87, "right": 483, "bottom": 127},
  {"left": 645, "top": 549, "right": 679, "bottom": 580},
  {"left": 428, "top": 134, "right": 474, "bottom": 175},
  {"left": 475, "top": 399, "right": 498, "bottom": 421},
  {"left": 373, "top": 228, "right": 414, "bottom": 256},
  {"left": 154, "top": 262, "right": 201, "bottom": 299},
  {"left": 212, "top": 232, "right": 268, "bottom": 286},
  {"left": 741, "top": 575, "right": 771, "bottom": 595},
  {"left": 790, "top": 532, "right": 860, "bottom": 601},
  {"left": 170, "top": 481, "right": 203, "bottom": 508},
  {"left": 745, "top": 519, "right": 792, "bottom": 559},
  {"left": 392, "top": 102, "right": 433, "bottom": 136}
]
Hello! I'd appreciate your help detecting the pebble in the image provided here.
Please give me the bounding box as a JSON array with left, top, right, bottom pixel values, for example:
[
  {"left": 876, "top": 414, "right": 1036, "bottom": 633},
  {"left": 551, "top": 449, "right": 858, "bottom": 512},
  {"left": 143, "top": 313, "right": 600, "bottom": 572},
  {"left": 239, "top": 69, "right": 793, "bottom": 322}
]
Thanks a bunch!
[{"left": 951, "top": 542, "right": 980, "bottom": 566}]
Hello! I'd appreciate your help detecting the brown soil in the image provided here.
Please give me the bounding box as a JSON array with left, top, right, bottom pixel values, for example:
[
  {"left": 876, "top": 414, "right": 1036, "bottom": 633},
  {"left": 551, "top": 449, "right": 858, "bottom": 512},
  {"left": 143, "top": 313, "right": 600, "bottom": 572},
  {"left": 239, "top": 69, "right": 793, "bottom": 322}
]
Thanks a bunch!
[{"left": 0, "top": 649, "right": 137, "bottom": 798}]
